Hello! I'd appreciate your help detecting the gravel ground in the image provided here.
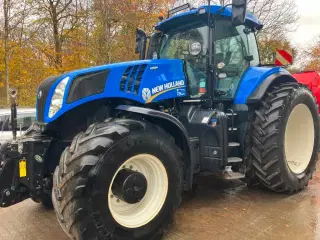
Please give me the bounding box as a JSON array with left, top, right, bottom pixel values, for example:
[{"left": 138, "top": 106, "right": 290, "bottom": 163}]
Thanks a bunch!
[{"left": 1, "top": 169, "right": 320, "bottom": 240}]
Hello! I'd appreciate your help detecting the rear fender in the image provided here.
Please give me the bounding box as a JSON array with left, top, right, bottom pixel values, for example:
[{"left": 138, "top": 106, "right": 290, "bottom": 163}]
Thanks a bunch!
[
  {"left": 246, "top": 72, "right": 297, "bottom": 104},
  {"left": 115, "top": 105, "right": 193, "bottom": 190}
]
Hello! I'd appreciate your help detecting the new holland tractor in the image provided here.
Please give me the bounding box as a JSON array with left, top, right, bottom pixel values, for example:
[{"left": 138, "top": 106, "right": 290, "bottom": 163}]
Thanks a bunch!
[{"left": 0, "top": 1, "right": 319, "bottom": 239}]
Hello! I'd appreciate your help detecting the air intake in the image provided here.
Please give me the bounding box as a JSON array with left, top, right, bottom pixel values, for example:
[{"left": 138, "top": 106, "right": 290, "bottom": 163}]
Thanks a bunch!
[{"left": 120, "top": 64, "right": 147, "bottom": 94}]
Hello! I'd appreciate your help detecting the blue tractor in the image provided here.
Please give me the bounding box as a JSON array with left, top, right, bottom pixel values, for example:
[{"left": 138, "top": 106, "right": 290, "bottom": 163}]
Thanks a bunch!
[{"left": 0, "top": 1, "right": 319, "bottom": 239}]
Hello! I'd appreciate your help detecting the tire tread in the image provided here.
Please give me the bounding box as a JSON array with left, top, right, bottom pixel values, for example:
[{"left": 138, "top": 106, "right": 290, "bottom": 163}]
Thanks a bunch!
[
  {"left": 246, "top": 82, "right": 319, "bottom": 193},
  {"left": 52, "top": 118, "right": 182, "bottom": 240}
]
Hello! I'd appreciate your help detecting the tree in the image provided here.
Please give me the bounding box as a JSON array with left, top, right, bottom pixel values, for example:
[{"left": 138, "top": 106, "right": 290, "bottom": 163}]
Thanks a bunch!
[
  {"left": 32, "top": 0, "right": 85, "bottom": 70},
  {"left": 91, "top": 0, "right": 171, "bottom": 64},
  {"left": 303, "top": 38, "right": 320, "bottom": 72},
  {"left": 2, "top": 0, "right": 34, "bottom": 105},
  {"left": 258, "top": 38, "right": 293, "bottom": 64},
  {"left": 3, "top": 0, "right": 10, "bottom": 105}
]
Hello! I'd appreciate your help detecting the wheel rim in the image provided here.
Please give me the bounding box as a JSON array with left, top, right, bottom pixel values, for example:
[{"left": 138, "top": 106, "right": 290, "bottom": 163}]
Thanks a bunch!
[
  {"left": 108, "top": 154, "right": 168, "bottom": 228},
  {"left": 285, "top": 104, "right": 315, "bottom": 174}
]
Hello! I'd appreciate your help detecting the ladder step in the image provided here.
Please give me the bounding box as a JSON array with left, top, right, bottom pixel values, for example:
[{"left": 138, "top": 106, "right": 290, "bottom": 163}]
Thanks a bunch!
[
  {"left": 223, "top": 171, "right": 245, "bottom": 180},
  {"left": 228, "top": 142, "right": 240, "bottom": 147},
  {"left": 228, "top": 157, "right": 242, "bottom": 163},
  {"left": 222, "top": 166, "right": 245, "bottom": 180},
  {"left": 226, "top": 113, "right": 238, "bottom": 116}
]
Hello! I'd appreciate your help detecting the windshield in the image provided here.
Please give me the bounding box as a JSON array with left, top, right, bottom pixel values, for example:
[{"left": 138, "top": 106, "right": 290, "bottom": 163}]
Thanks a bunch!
[{"left": 158, "top": 24, "right": 209, "bottom": 98}]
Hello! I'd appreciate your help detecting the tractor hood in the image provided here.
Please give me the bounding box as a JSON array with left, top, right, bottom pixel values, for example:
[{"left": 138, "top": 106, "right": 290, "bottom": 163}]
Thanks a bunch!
[{"left": 36, "top": 59, "right": 187, "bottom": 123}]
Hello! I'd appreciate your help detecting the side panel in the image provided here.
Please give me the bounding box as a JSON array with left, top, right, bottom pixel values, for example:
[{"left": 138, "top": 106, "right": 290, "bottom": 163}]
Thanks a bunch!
[
  {"left": 42, "top": 59, "right": 188, "bottom": 123},
  {"left": 234, "top": 66, "right": 289, "bottom": 104},
  {"left": 178, "top": 105, "right": 228, "bottom": 172}
]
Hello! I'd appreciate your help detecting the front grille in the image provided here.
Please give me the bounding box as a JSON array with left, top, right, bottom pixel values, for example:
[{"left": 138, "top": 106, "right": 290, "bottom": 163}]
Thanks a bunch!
[
  {"left": 36, "top": 75, "right": 62, "bottom": 122},
  {"left": 120, "top": 64, "right": 147, "bottom": 95}
]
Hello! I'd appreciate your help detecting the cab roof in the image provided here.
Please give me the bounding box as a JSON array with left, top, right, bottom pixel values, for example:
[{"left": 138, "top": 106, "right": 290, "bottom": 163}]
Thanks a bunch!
[{"left": 156, "top": 5, "right": 263, "bottom": 33}]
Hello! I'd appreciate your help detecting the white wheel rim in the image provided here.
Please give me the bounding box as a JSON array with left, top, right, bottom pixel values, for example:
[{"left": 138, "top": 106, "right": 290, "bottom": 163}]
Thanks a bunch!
[
  {"left": 285, "top": 104, "right": 315, "bottom": 174},
  {"left": 108, "top": 154, "right": 168, "bottom": 228}
]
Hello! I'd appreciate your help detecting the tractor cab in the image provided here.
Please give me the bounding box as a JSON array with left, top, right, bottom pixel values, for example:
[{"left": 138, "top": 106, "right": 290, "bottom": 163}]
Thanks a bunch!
[{"left": 136, "top": 1, "right": 263, "bottom": 102}]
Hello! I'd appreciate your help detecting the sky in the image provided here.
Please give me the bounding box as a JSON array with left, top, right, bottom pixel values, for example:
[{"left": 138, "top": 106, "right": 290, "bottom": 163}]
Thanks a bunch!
[{"left": 290, "top": 0, "right": 320, "bottom": 46}]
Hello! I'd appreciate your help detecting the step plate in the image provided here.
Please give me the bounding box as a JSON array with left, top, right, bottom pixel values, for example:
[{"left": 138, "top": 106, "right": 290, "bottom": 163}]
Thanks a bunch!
[
  {"left": 228, "top": 157, "right": 242, "bottom": 163},
  {"left": 228, "top": 142, "right": 240, "bottom": 147},
  {"left": 223, "top": 171, "right": 245, "bottom": 180}
]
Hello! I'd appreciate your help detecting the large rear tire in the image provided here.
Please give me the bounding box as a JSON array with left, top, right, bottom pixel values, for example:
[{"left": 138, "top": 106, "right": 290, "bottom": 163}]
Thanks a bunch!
[
  {"left": 245, "top": 83, "right": 319, "bottom": 193},
  {"left": 52, "top": 118, "right": 183, "bottom": 240}
]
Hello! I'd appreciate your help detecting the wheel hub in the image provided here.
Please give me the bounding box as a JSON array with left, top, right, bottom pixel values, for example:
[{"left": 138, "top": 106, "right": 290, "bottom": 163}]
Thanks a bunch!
[
  {"left": 108, "top": 154, "right": 168, "bottom": 228},
  {"left": 112, "top": 169, "right": 147, "bottom": 204}
]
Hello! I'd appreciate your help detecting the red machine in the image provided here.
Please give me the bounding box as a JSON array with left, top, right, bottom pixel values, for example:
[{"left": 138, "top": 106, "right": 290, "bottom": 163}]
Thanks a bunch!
[{"left": 293, "top": 71, "right": 320, "bottom": 112}]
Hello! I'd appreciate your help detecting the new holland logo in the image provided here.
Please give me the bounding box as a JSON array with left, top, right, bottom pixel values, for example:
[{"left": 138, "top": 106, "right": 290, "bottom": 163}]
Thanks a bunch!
[
  {"left": 142, "top": 88, "right": 151, "bottom": 101},
  {"left": 141, "top": 80, "right": 186, "bottom": 103}
]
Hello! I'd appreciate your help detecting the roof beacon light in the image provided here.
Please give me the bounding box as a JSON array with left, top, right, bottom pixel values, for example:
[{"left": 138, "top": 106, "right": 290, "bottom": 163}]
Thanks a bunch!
[{"left": 168, "top": 3, "right": 191, "bottom": 18}]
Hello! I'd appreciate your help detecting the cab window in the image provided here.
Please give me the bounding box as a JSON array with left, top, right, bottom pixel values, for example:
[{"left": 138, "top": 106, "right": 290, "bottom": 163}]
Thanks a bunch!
[
  {"left": 214, "top": 18, "right": 259, "bottom": 98},
  {"left": 159, "top": 24, "right": 209, "bottom": 98}
]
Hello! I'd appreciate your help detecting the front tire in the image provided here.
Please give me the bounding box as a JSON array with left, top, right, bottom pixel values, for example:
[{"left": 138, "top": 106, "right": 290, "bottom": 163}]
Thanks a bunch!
[
  {"left": 52, "top": 119, "right": 183, "bottom": 240},
  {"left": 246, "top": 83, "right": 319, "bottom": 193}
]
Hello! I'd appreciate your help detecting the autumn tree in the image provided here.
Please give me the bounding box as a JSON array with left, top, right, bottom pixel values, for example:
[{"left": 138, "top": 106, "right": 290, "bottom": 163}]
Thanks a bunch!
[
  {"left": 303, "top": 38, "right": 320, "bottom": 72},
  {"left": 32, "top": 0, "right": 86, "bottom": 70},
  {"left": 258, "top": 38, "right": 293, "bottom": 64},
  {"left": 91, "top": 0, "right": 172, "bottom": 64},
  {"left": 2, "top": 0, "right": 33, "bottom": 104}
]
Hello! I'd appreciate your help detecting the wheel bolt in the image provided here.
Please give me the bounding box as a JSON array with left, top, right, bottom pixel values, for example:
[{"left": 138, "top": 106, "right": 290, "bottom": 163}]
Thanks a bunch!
[
  {"left": 117, "top": 199, "right": 120, "bottom": 203},
  {"left": 130, "top": 165, "right": 133, "bottom": 169},
  {"left": 5, "top": 191, "right": 10, "bottom": 196},
  {"left": 122, "top": 165, "right": 126, "bottom": 169},
  {"left": 110, "top": 195, "right": 114, "bottom": 198},
  {"left": 134, "top": 187, "right": 138, "bottom": 192}
]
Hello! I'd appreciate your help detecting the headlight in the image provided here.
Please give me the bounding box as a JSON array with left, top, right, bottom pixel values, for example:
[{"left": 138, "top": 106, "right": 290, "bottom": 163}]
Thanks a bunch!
[{"left": 48, "top": 76, "right": 69, "bottom": 118}]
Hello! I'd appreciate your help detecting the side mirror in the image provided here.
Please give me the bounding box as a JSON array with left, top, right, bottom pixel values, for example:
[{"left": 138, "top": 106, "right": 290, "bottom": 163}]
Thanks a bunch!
[
  {"left": 135, "top": 28, "right": 147, "bottom": 60},
  {"left": 231, "top": 0, "right": 247, "bottom": 27},
  {"left": 146, "top": 32, "right": 162, "bottom": 59}
]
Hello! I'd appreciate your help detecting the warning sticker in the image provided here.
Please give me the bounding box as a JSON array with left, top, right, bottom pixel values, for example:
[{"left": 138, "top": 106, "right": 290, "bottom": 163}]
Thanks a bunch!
[{"left": 19, "top": 159, "right": 27, "bottom": 178}]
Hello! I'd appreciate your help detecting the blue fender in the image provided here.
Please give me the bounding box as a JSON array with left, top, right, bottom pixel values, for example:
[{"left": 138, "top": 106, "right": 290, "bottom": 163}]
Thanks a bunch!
[{"left": 234, "top": 66, "right": 296, "bottom": 104}]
